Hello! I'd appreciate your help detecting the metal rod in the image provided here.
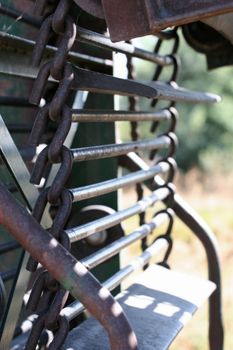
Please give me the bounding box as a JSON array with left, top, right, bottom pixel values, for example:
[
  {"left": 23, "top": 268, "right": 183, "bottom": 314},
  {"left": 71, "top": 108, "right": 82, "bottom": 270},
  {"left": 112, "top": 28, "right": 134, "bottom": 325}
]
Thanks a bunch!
[
  {"left": 0, "top": 5, "right": 42, "bottom": 28},
  {"left": 71, "top": 109, "right": 171, "bottom": 122},
  {"left": 0, "top": 241, "right": 20, "bottom": 255},
  {"left": 72, "top": 136, "right": 170, "bottom": 162},
  {"left": 5, "top": 123, "right": 56, "bottom": 134},
  {"left": 62, "top": 237, "right": 168, "bottom": 321},
  {"left": 0, "top": 97, "right": 34, "bottom": 107},
  {"left": 76, "top": 26, "right": 173, "bottom": 66},
  {"left": 71, "top": 66, "right": 220, "bottom": 103},
  {"left": 0, "top": 185, "right": 138, "bottom": 350},
  {"left": 1, "top": 268, "right": 18, "bottom": 282},
  {"left": 70, "top": 163, "right": 169, "bottom": 202},
  {"left": 82, "top": 212, "right": 170, "bottom": 269},
  {"left": 67, "top": 187, "right": 169, "bottom": 243},
  {"left": 0, "top": 32, "right": 112, "bottom": 68},
  {"left": 6, "top": 124, "right": 34, "bottom": 133}
]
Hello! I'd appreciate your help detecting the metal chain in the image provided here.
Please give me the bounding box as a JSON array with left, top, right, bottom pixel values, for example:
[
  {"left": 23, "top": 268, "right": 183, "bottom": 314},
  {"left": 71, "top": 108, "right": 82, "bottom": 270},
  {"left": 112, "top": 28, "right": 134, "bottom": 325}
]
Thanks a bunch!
[
  {"left": 25, "top": 1, "right": 76, "bottom": 348},
  {"left": 126, "top": 32, "right": 180, "bottom": 259},
  {"left": 150, "top": 30, "right": 180, "bottom": 169},
  {"left": 126, "top": 48, "right": 147, "bottom": 256},
  {"left": 149, "top": 30, "right": 181, "bottom": 265}
]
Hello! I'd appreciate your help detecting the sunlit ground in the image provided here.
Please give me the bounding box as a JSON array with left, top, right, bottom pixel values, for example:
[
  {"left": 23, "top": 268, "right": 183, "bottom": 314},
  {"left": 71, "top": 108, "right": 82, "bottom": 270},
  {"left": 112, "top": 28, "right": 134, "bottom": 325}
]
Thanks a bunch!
[{"left": 120, "top": 170, "right": 233, "bottom": 350}]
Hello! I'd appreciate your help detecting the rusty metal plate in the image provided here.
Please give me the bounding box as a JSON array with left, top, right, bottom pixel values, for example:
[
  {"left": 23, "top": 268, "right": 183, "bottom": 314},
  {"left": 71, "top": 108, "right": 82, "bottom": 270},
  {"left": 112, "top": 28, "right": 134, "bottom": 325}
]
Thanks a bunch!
[
  {"left": 73, "top": 0, "right": 104, "bottom": 18},
  {"left": 102, "top": 0, "right": 233, "bottom": 41}
]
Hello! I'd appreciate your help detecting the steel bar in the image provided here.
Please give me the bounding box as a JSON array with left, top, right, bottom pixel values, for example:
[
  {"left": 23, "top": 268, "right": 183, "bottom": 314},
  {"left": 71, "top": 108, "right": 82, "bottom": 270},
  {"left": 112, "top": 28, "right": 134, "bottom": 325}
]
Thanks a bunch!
[
  {"left": 70, "top": 66, "right": 220, "bottom": 103},
  {"left": 0, "top": 185, "right": 138, "bottom": 350},
  {"left": 122, "top": 152, "right": 224, "bottom": 350},
  {"left": 0, "top": 241, "right": 20, "bottom": 255},
  {"left": 82, "top": 212, "right": 170, "bottom": 269},
  {"left": 76, "top": 26, "right": 173, "bottom": 66},
  {"left": 67, "top": 187, "right": 169, "bottom": 243},
  {"left": 6, "top": 124, "right": 34, "bottom": 134},
  {"left": 0, "top": 42, "right": 219, "bottom": 103},
  {"left": 70, "top": 163, "right": 169, "bottom": 202},
  {"left": 5, "top": 123, "right": 56, "bottom": 134},
  {"left": 6, "top": 124, "right": 36, "bottom": 134},
  {"left": 0, "top": 97, "right": 34, "bottom": 107},
  {"left": 62, "top": 237, "right": 168, "bottom": 321},
  {"left": 27, "top": 64, "right": 221, "bottom": 103},
  {"left": 1, "top": 268, "right": 17, "bottom": 282},
  {"left": 71, "top": 109, "right": 171, "bottom": 122},
  {"left": 72, "top": 136, "right": 170, "bottom": 162},
  {"left": 0, "top": 32, "right": 112, "bottom": 69},
  {"left": 145, "top": 81, "right": 221, "bottom": 104},
  {"left": 0, "top": 5, "right": 41, "bottom": 28}
]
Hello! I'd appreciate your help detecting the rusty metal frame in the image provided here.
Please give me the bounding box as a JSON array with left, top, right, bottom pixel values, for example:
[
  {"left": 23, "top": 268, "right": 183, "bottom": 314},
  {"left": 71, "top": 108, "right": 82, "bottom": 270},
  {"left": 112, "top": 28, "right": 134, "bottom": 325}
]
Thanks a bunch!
[
  {"left": 74, "top": 0, "right": 233, "bottom": 41},
  {"left": 120, "top": 153, "right": 223, "bottom": 350},
  {"left": 0, "top": 184, "right": 138, "bottom": 350},
  {"left": 0, "top": 114, "right": 52, "bottom": 349}
]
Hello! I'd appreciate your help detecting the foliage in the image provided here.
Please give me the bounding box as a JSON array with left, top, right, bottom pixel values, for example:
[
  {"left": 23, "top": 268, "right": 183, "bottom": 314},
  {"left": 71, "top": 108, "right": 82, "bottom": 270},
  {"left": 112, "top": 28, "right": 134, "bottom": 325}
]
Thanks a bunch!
[{"left": 176, "top": 36, "right": 233, "bottom": 173}]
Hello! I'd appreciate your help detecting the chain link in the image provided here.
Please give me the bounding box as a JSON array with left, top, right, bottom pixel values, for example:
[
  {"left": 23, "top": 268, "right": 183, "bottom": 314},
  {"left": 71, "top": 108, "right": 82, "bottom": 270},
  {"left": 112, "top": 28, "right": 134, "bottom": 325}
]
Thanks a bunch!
[
  {"left": 25, "top": 1, "right": 76, "bottom": 348},
  {"left": 149, "top": 31, "right": 180, "bottom": 266},
  {"left": 126, "top": 46, "right": 147, "bottom": 257},
  {"left": 126, "top": 31, "right": 181, "bottom": 261}
]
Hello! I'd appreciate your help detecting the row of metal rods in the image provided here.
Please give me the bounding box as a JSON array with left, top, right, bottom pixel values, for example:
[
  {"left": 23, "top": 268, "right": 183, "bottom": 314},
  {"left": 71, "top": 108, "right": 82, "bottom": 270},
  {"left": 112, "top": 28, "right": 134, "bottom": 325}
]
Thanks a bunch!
[
  {"left": 67, "top": 187, "right": 169, "bottom": 242},
  {"left": 0, "top": 31, "right": 113, "bottom": 68},
  {"left": 0, "top": 96, "right": 172, "bottom": 122},
  {"left": 81, "top": 211, "right": 170, "bottom": 269},
  {"left": 0, "top": 5, "right": 173, "bottom": 66},
  {"left": 23, "top": 213, "right": 170, "bottom": 321},
  {"left": 70, "top": 163, "right": 170, "bottom": 203},
  {"left": 62, "top": 236, "right": 169, "bottom": 321}
]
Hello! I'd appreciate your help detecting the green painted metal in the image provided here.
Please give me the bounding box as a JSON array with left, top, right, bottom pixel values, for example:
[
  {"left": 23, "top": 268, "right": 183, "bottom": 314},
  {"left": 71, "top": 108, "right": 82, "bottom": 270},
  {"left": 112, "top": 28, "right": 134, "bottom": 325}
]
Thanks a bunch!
[{"left": 67, "top": 92, "right": 122, "bottom": 290}]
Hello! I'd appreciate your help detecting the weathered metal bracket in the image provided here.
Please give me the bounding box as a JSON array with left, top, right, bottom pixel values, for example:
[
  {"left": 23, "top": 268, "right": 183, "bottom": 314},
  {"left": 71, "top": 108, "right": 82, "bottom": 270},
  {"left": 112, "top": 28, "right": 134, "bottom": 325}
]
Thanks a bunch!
[{"left": 75, "top": 0, "right": 233, "bottom": 42}]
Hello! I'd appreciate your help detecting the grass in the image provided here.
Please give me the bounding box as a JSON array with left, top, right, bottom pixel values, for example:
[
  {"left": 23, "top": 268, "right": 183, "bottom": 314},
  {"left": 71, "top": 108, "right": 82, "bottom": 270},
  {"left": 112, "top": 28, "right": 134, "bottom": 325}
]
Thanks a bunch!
[{"left": 120, "top": 170, "right": 233, "bottom": 350}]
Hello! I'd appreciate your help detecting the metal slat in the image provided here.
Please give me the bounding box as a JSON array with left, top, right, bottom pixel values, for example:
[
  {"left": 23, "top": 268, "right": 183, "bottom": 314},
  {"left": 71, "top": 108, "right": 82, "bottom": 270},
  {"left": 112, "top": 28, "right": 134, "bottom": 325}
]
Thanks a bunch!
[
  {"left": 0, "top": 11, "right": 174, "bottom": 66},
  {"left": 0, "top": 31, "right": 112, "bottom": 72},
  {"left": 1, "top": 268, "right": 18, "bottom": 282},
  {"left": 67, "top": 187, "right": 169, "bottom": 242},
  {"left": 146, "top": 81, "right": 221, "bottom": 103},
  {"left": 0, "top": 241, "right": 20, "bottom": 255},
  {"left": 71, "top": 109, "right": 171, "bottom": 122},
  {"left": 72, "top": 136, "right": 170, "bottom": 162},
  {"left": 62, "top": 237, "right": 168, "bottom": 321},
  {"left": 76, "top": 26, "right": 173, "bottom": 66},
  {"left": 81, "top": 212, "right": 169, "bottom": 269},
  {"left": 0, "top": 41, "right": 220, "bottom": 104},
  {"left": 70, "top": 163, "right": 169, "bottom": 202},
  {"left": 70, "top": 66, "right": 221, "bottom": 103},
  {"left": 0, "top": 97, "right": 34, "bottom": 107}
]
